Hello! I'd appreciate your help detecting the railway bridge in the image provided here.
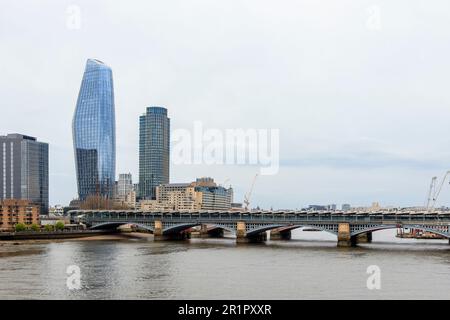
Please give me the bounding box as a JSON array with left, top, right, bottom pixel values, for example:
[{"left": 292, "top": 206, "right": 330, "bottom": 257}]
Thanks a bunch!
[{"left": 69, "top": 210, "right": 450, "bottom": 247}]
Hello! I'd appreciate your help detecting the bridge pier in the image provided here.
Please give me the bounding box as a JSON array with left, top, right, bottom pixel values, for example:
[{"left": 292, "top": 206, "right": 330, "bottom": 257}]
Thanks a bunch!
[
  {"left": 153, "top": 220, "right": 189, "bottom": 241},
  {"left": 355, "top": 232, "right": 372, "bottom": 244},
  {"left": 337, "top": 223, "right": 354, "bottom": 247},
  {"left": 237, "top": 232, "right": 267, "bottom": 243},
  {"left": 236, "top": 221, "right": 267, "bottom": 243},
  {"left": 199, "top": 224, "right": 224, "bottom": 238},
  {"left": 270, "top": 228, "right": 292, "bottom": 240}
]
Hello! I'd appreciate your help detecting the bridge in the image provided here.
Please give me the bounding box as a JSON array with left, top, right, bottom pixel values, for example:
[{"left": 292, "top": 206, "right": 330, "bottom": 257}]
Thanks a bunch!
[{"left": 69, "top": 210, "right": 450, "bottom": 246}]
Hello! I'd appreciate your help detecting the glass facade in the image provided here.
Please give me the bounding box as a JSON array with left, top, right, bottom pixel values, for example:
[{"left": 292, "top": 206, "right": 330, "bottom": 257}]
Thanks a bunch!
[
  {"left": 73, "top": 59, "right": 116, "bottom": 200},
  {"left": 0, "top": 134, "right": 49, "bottom": 214},
  {"left": 139, "top": 107, "right": 170, "bottom": 199}
]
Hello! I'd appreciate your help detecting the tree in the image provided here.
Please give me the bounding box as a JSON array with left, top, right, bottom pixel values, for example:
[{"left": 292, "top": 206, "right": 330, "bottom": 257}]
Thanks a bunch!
[
  {"left": 55, "top": 221, "right": 65, "bottom": 231},
  {"left": 79, "top": 194, "right": 131, "bottom": 210},
  {"left": 44, "top": 224, "right": 54, "bottom": 232},
  {"left": 15, "top": 223, "right": 26, "bottom": 232},
  {"left": 30, "top": 223, "right": 40, "bottom": 232}
]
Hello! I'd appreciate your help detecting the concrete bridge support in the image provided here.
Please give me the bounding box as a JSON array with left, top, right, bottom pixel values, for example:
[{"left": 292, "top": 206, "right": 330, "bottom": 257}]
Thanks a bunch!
[
  {"left": 355, "top": 232, "right": 373, "bottom": 244},
  {"left": 199, "top": 224, "right": 224, "bottom": 238},
  {"left": 337, "top": 223, "right": 353, "bottom": 247},
  {"left": 236, "top": 221, "right": 267, "bottom": 243},
  {"left": 270, "top": 228, "right": 292, "bottom": 240},
  {"left": 153, "top": 220, "right": 189, "bottom": 241}
]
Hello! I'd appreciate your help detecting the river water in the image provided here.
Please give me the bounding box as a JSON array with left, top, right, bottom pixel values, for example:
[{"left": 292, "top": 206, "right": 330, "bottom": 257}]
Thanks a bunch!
[{"left": 1, "top": 229, "right": 450, "bottom": 300}]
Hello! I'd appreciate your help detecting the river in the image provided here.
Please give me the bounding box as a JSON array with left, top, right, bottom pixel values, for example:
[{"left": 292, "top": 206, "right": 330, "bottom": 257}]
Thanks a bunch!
[{"left": 1, "top": 229, "right": 450, "bottom": 299}]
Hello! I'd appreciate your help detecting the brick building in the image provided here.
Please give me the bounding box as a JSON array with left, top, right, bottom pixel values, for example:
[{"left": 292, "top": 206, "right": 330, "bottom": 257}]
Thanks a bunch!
[{"left": 0, "top": 199, "right": 40, "bottom": 231}]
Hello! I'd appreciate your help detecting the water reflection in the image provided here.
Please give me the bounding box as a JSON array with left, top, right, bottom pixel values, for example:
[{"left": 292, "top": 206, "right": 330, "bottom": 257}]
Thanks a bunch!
[{"left": 0, "top": 229, "right": 449, "bottom": 299}]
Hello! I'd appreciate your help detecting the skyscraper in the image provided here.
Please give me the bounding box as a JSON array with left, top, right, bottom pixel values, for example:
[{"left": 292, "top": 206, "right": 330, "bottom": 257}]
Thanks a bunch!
[
  {"left": 0, "top": 134, "right": 49, "bottom": 214},
  {"left": 139, "top": 107, "right": 170, "bottom": 199},
  {"left": 73, "top": 59, "right": 116, "bottom": 201}
]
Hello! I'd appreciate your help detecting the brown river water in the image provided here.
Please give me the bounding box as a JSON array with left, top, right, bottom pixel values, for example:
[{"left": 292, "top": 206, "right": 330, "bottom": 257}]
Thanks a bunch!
[{"left": 1, "top": 229, "right": 449, "bottom": 299}]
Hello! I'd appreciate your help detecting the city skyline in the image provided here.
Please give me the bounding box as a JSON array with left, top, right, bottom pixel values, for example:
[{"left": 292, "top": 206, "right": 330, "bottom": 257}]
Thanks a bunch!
[{"left": 2, "top": 1, "right": 450, "bottom": 209}]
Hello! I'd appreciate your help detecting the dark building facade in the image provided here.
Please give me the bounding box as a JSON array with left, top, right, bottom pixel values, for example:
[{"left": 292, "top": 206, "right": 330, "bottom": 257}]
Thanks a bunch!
[
  {"left": 0, "top": 134, "right": 49, "bottom": 214},
  {"left": 73, "top": 59, "right": 116, "bottom": 200},
  {"left": 139, "top": 107, "right": 170, "bottom": 199}
]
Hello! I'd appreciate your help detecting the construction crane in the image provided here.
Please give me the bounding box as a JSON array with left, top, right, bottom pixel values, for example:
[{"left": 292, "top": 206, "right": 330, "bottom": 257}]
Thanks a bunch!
[
  {"left": 425, "top": 176, "right": 437, "bottom": 210},
  {"left": 221, "top": 178, "right": 230, "bottom": 188},
  {"left": 427, "top": 170, "right": 450, "bottom": 211},
  {"left": 243, "top": 174, "right": 258, "bottom": 211}
]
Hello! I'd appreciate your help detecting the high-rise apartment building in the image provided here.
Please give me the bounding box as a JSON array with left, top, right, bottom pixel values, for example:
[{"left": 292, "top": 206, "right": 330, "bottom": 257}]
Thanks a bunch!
[
  {"left": 0, "top": 134, "right": 49, "bottom": 214},
  {"left": 73, "top": 59, "right": 116, "bottom": 200},
  {"left": 139, "top": 106, "right": 170, "bottom": 199}
]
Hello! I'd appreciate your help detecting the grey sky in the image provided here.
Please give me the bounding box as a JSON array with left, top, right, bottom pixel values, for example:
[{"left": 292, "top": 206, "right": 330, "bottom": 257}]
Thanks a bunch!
[{"left": 1, "top": 0, "right": 450, "bottom": 208}]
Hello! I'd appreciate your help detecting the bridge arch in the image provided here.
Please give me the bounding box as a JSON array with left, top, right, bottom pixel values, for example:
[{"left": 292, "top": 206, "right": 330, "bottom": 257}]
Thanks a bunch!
[
  {"left": 246, "top": 224, "right": 338, "bottom": 237},
  {"left": 162, "top": 223, "right": 199, "bottom": 235},
  {"left": 351, "top": 224, "right": 450, "bottom": 239},
  {"left": 90, "top": 222, "right": 155, "bottom": 233},
  {"left": 162, "top": 223, "right": 236, "bottom": 235}
]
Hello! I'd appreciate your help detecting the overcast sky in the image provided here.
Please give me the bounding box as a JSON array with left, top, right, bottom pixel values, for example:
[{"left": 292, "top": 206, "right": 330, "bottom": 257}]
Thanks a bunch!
[{"left": 2, "top": 0, "right": 450, "bottom": 209}]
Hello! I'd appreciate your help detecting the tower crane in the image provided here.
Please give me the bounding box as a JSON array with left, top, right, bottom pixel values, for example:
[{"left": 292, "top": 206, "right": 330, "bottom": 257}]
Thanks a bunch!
[
  {"left": 221, "top": 178, "right": 230, "bottom": 188},
  {"left": 425, "top": 176, "right": 437, "bottom": 210},
  {"left": 243, "top": 174, "right": 258, "bottom": 211},
  {"left": 428, "top": 170, "right": 450, "bottom": 211}
]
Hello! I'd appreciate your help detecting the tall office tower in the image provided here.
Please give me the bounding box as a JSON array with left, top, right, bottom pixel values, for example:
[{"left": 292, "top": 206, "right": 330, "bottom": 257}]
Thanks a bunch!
[
  {"left": 72, "top": 59, "right": 116, "bottom": 201},
  {"left": 139, "top": 107, "right": 170, "bottom": 199},
  {"left": 117, "top": 173, "right": 133, "bottom": 198},
  {"left": 0, "top": 134, "right": 49, "bottom": 214}
]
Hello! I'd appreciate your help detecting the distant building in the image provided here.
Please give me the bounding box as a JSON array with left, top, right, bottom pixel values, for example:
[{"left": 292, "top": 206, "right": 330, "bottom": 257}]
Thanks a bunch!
[
  {"left": 113, "top": 174, "right": 136, "bottom": 209},
  {"left": 342, "top": 204, "right": 351, "bottom": 211},
  {"left": 0, "top": 134, "right": 49, "bottom": 214},
  {"left": 40, "top": 215, "right": 70, "bottom": 226},
  {"left": 139, "top": 106, "right": 170, "bottom": 200},
  {"left": 133, "top": 183, "right": 139, "bottom": 196},
  {"left": 138, "top": 199, "right": 172, "bottom": 211},
  {"left": 48, "top": 205, "right": 64, "bottom": 216},
  {"left": 113, "top": 190, "right": 137, "bottom": 210},
  {"left": 156, "top": 183, "right": 196, "bottom": 210},
  {"left": 117, "top": 173, "right": 133, "bottom": 198},
  {"left": 73, "top": 59, "right": 116, "bottom": 201},
  {"left": 68, "top": 199, "right": 81, "bottom": 208},
  {"left": 328, "top": 204, "right": 337, "bottom": 211},
  {"left": 0, "top": 199, "right": 40, "bottom": 231},
  {"left": 371, "top": 202, "right": 381, "bottom": 211},
  {"left": 231, "top": 203, "right": 243, "bottom": 210},
  {"left": 308, "top": 205, "right": 328, "bottom": 211},
  {"left": 193, "top": 177, "right": 233, "bottom": 210},
  {"left": 124, "top": 190, "right": 137, "bottom": 209},
  {"left": 138, "top": 177, "right": 233, "bottom": 211}
]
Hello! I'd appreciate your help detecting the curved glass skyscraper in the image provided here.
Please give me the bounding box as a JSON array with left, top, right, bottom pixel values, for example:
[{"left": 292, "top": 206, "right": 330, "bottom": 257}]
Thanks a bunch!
[{"left": 72, "top": 59, "right": 116, "bottom": 200}]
